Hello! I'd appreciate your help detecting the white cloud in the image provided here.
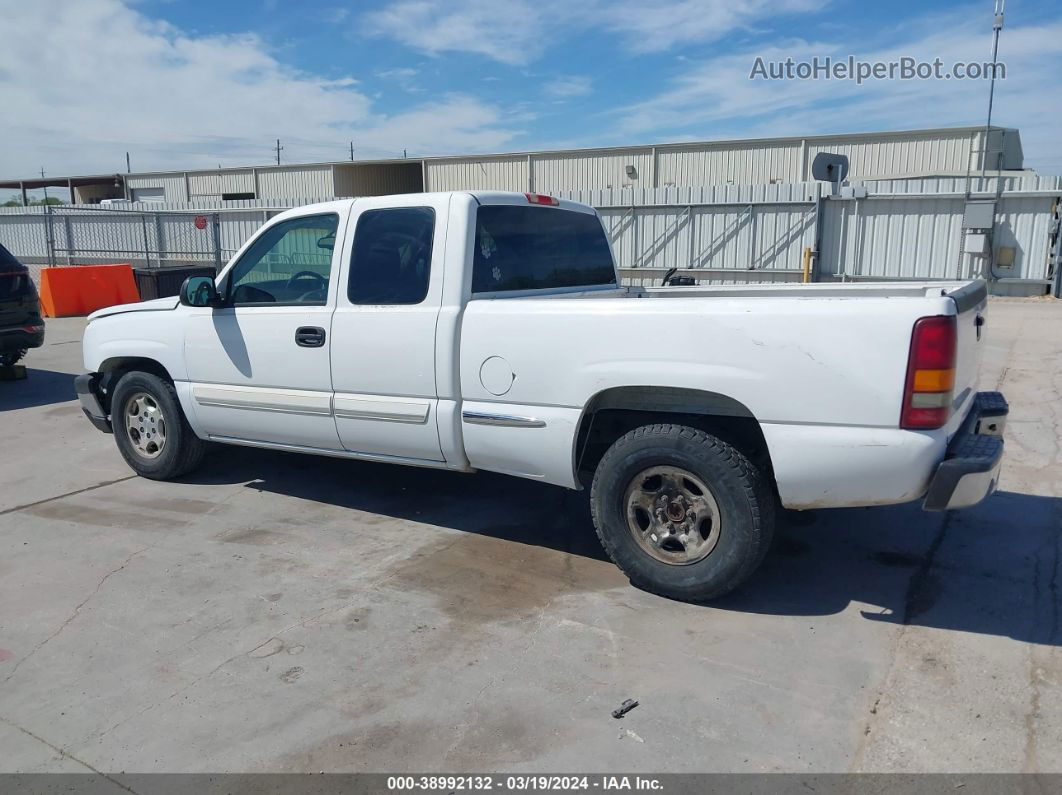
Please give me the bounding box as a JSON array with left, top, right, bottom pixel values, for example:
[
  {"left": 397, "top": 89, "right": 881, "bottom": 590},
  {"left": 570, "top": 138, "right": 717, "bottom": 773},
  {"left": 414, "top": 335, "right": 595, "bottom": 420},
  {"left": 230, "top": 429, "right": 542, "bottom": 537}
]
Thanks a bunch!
[
  {"left": 612, "top": 9, "right": 1062, "bottom": 174},
  {"left": 363, "top": 0, "right": 553, "bottom": 66},
  {"left": 375, "top": 66, "right": 424, "bottom": 92},
  {"left": 363, "top": 0, "right": 827, "bottom": 65},
  {"left": 0, "top": 0, "right": 517, "bottom": 176},
  {"left": 597, "top": 0, "right": 825, "bottom": 53},
  {"left": 544, "top": 76, "right": 593, "bottom": 99},
  {"left": 377, "top": 67, "right": 419, "bottom": 81}
]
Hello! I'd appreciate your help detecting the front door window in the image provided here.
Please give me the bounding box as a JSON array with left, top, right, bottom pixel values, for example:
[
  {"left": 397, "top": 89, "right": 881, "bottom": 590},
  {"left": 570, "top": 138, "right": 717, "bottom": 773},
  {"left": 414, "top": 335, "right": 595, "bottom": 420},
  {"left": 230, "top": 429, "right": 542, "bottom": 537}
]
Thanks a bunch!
[{"left": 226, "top": 214, "right": 338, "bottom": 305}]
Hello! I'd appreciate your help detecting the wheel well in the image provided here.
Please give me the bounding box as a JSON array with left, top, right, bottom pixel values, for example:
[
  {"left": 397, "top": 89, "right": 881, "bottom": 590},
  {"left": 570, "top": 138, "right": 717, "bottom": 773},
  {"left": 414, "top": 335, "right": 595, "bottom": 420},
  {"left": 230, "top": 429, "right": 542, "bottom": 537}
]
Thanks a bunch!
[
  {"left": 575, "top": 387, "right": 774, "bottom": 487},
  {"left": 97, "top": 357, "right": 173, "bottom": 411}
]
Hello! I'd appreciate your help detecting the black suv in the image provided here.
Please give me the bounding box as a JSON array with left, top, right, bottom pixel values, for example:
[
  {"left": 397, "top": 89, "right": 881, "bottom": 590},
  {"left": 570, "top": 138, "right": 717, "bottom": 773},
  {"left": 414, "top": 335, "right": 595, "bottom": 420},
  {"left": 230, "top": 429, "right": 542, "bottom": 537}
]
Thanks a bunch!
[{"left": 0, "top": 243, "right": 45, "bottom": 366}]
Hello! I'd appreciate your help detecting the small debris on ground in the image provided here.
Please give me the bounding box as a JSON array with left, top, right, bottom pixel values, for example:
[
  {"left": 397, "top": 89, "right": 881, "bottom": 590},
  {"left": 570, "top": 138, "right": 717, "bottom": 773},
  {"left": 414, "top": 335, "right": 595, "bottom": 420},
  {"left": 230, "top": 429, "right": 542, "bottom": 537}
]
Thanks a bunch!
[{"left": 612, "top": 698, "right": 639, "bottom": 718}]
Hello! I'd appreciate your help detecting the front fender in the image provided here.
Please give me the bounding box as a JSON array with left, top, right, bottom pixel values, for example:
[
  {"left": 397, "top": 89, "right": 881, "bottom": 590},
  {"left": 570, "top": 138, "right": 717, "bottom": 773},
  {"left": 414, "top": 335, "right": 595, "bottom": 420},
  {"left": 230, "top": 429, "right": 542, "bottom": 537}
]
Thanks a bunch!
[{"left": 82, "top": 311, "right": 188, "bottom": 380}]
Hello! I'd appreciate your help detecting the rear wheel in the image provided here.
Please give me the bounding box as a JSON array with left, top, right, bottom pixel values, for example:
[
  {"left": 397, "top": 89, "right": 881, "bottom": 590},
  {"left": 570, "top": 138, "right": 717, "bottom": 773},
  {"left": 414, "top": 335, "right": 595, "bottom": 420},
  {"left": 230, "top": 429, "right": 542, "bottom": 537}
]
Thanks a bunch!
[
  {"left": 111, "top": 371, "right": 207, "bottom": 479},
  {"left": 0, "top": 349, "right": 26, "bottom": 367},
  {"left": 590, "top": 424, "right": 774, "bottom": 602}
]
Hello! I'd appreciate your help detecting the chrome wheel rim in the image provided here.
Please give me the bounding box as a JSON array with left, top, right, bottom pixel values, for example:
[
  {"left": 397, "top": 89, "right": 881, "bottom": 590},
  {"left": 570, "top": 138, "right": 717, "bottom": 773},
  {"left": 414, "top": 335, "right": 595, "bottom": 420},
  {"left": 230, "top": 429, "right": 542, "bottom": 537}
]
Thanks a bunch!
[
  {"left": 124, "top": 392, "right": 167, "bottom": 459},
  {"left": 624, "top": 466, "right": 722, "bottom": 565}
]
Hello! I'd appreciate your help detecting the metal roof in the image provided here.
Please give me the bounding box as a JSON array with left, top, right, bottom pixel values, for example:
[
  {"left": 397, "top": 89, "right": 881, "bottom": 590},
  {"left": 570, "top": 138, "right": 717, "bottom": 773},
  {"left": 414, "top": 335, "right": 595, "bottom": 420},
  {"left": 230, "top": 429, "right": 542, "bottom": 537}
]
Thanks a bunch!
[{"left": 0, "top": 174, "right": 124, "bottom": 190}]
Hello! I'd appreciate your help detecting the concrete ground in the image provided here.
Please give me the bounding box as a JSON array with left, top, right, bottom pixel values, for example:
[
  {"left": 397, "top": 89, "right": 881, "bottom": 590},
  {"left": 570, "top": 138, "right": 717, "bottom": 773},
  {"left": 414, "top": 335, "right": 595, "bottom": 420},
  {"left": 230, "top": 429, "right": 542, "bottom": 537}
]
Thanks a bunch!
[{"left": 0, "top": 300, "right": 1059, "bottom": 775}]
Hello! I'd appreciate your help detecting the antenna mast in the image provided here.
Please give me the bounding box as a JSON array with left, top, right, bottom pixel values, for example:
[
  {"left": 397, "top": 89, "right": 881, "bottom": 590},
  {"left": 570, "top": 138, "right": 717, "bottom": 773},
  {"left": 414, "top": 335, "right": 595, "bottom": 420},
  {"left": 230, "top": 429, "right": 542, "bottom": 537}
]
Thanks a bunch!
[{"left": 982, "top": 0, "right": 1005, "bottom": 177}]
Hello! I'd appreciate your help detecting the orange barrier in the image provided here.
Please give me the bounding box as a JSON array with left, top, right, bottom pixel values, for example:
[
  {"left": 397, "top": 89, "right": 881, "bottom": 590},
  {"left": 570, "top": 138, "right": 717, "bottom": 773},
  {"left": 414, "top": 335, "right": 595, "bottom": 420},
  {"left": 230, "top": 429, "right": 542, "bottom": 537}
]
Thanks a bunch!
[{"left": 38, "top": 264, "right": 141, "bottom": 318}]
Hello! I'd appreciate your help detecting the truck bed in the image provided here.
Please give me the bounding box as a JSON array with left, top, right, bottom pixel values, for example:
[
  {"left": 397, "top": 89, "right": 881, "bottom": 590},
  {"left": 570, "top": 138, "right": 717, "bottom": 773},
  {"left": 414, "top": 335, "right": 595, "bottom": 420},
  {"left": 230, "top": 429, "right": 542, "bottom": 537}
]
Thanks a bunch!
[
  {"left": 539, "top": 280, "right": 987, "bottom": 307},
  {"left": 459, "top": 279, "right": 988, "bottom": 508}
]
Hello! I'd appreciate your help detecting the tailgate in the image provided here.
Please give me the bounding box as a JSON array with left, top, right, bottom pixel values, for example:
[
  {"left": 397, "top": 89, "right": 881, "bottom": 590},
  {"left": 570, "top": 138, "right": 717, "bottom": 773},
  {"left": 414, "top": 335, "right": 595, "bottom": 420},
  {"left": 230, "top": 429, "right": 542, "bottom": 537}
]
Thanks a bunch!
[{"left": 944, "top": 281, "right": 989, "bottom": 419}]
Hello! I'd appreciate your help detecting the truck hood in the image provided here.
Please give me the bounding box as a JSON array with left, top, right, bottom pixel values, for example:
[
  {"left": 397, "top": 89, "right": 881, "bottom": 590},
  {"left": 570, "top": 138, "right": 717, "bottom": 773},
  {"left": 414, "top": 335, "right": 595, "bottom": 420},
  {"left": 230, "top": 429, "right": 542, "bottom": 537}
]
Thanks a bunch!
[{"left": 88, "top": 296, "right": 179, "bottom": 320}]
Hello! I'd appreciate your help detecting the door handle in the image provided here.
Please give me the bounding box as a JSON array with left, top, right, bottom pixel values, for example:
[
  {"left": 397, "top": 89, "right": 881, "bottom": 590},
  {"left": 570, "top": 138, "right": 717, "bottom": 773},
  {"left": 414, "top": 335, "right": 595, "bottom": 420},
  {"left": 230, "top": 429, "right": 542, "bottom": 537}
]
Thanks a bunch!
[{"left": 295, "top": 326, "right": 326, "bottom": 347}]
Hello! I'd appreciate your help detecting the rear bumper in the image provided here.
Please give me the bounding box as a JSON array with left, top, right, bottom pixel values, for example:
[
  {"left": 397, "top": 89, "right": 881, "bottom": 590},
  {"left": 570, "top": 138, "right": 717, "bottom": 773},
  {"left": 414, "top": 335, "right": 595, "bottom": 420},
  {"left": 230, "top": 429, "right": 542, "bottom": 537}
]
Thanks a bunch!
[
  {"left": 0, "top": 321, "right": 45, "bottom": 352},
  {"left": 75, "top": 372, "right": 112, "bottom": 434},
  {"left": 922, "top": 391, "right": 1008, "bottom": 511}
]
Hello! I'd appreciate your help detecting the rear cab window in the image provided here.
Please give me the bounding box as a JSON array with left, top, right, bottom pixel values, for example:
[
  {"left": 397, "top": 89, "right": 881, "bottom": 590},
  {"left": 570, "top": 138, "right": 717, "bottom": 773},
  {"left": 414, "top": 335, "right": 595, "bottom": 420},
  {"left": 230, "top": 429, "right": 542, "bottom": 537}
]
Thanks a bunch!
[{"left": 472, "top": 205, "right": 616, "bottom": 294}]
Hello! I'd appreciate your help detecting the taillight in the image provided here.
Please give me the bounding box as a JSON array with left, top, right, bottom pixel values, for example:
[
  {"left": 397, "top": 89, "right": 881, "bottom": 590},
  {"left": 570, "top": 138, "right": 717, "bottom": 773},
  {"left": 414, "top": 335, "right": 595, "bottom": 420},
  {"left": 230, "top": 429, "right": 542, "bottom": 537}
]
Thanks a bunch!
[
  {"left": 524, "top": 192, "right": 559, "bottom": 206},
  {"left": 901, "top": 315, "right": 957, "bottom": 429}
]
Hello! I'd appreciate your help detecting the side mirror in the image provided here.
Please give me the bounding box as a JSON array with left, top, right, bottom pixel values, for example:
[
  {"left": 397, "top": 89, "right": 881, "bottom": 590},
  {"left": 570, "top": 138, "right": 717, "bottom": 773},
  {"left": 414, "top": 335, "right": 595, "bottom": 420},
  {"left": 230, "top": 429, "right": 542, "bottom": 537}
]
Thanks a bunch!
[{"left": 179, "top": 275, "right": 222, "bottom": 307}]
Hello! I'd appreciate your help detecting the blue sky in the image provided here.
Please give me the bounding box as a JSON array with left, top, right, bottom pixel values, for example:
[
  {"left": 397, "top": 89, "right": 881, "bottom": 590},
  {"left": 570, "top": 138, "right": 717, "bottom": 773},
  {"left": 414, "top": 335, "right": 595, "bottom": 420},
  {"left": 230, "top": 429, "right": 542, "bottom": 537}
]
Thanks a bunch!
[{"left": 2, "top": 0, "right": 1061, "bottom": 180}]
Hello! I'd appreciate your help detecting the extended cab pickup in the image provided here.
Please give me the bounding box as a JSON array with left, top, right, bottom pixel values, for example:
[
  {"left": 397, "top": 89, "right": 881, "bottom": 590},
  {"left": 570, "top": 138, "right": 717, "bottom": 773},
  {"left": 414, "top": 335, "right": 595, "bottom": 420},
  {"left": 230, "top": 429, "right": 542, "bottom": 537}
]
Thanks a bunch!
[{"left": 77, "top": 191, "right": 1008, "bottom": 600}]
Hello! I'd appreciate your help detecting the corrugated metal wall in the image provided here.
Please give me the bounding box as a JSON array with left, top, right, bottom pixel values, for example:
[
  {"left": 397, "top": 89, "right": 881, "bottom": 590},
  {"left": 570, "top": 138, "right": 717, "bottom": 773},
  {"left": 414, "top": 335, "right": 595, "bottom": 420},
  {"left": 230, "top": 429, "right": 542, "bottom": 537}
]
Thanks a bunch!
[
  {"left": 816, "top": 176, "right": 1061, "bottom": 289},
  {"left": 420, "top": 129, "right": 1014, "bottom": 193},
  {"left": 97, "top": 127, "right": 1024, "bottom": 203},
  {"left": 423, "top": 156, "right": 529, "bottom": 192},
  {"left": 581, "top": 184, "right": 818, "bottom": 285},
  {"left": 656, "top": 142, "right": 803, "bottom": 186},
  {"left": 187, "top": 170, "right": 255, "bottom": 199},
  {"left": 805, "top": 131, "right": 978, "bottom": 179},
  {"left": 255, "top": 165, "right": 333, "bottom": 200},
  {"left": 820, "top": 196, "right": 968, "bottom": 281},
  {"left": 125, "top": 173, "right": 189, "bottom": 202},
  {"left": 533, "top": 150, "right": 652, "bottom": 193},
  {"left": 600, "top": 203, "right": 816, "bottom": 274}
]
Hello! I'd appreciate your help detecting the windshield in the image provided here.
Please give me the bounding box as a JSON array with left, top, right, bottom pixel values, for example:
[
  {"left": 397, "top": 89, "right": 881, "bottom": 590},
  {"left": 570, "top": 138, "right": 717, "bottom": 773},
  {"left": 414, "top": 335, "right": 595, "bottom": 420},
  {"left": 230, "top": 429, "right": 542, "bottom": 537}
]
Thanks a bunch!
[{"left": 472, "top": 205, "right": 616, "bottom": 293}]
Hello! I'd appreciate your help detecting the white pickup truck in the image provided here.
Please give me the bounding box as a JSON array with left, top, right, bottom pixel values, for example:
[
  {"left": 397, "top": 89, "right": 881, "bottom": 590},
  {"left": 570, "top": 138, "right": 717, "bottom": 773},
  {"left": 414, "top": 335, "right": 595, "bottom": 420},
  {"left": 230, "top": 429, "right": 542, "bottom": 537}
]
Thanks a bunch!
[{"left": 77, "top": 191, "right": 1008, "bottom": 600}]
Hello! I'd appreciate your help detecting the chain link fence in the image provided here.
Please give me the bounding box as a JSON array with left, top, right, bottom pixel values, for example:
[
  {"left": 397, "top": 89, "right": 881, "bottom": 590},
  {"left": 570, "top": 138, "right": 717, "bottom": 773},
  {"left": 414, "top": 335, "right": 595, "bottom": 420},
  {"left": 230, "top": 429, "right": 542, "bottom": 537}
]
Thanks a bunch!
[{"left": 0, "top": 204, "right": 287, "bottom": 284}]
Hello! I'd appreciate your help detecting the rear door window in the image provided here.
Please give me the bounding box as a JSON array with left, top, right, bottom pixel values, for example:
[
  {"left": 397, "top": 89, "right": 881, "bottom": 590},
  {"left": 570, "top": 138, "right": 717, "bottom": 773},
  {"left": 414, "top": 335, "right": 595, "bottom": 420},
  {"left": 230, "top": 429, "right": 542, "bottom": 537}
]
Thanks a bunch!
[
  {"left": 348, "top": 207, "right": 435, "bottom": 305},
  {"left": 472, "top": 205, "right": 616, "bottom": 293}
]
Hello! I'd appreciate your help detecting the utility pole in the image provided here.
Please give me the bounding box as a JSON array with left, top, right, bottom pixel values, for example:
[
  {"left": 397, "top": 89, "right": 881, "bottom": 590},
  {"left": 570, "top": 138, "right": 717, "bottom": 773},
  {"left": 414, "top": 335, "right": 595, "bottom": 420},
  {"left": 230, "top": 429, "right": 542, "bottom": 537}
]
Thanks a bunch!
[
  {"left": 403, "top": 149, "right": 407, "bottom": 159},
  {"left": 350, "top": 141, "right": 355, "bottom": 161},
  {"left": 275, "top": 138, "right": 284, "bottom": 165},
  {"left": 126, "top": 152, "right": 131, "bottom": 173},
  {"left": 40, "top": 167, "right": 48, "bottom": 202}
]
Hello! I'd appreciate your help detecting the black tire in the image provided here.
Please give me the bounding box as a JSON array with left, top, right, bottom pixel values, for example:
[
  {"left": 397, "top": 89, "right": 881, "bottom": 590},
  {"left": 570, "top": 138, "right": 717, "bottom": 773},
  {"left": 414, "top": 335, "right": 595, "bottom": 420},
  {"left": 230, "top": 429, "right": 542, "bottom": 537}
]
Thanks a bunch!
[
  {"left": 0, "top": 349, "right": 26, "bottom": 367},
  {"left": 590, "top": 424, "right": 774, "bottom": 602},
  {"left": 111, "top": 371, "right": 207, "bottom": 480}
]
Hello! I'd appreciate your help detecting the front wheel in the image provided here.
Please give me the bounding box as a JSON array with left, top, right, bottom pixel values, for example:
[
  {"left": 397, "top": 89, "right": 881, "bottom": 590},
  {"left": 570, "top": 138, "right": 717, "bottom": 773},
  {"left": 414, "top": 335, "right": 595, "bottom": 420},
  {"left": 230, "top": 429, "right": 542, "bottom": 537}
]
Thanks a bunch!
[
  {"left": 111, "top": 371, "right": 207, "bottom": 479},
  {"left": 590, "top": 424, "right": 775, "bottom": 602}
]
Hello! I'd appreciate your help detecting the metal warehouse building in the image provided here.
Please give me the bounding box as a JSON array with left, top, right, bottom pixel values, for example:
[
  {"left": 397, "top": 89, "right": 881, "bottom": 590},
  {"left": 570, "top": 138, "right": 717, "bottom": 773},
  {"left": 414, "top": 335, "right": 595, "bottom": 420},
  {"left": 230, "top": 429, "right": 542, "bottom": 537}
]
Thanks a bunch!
[
  {"left": 3, "top": 124, "right": 1058, "bottom": 298},
  {"left": 0, "top": 125, "right": 1027, "bottom": 205}
]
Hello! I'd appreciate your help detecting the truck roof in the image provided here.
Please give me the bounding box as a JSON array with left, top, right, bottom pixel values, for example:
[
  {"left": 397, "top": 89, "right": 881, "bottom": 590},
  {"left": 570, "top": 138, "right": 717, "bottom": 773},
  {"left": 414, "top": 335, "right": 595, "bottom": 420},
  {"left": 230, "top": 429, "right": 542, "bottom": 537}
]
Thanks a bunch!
[{"left": 269, "top": 191, "right": 597, "bottom": 223}]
